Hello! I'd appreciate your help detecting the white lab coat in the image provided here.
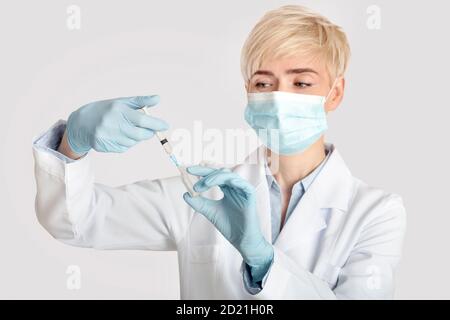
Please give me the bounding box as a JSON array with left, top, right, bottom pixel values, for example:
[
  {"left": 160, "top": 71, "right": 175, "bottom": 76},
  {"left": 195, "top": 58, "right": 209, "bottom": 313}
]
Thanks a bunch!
[{"left": 33, "top": 130, "right": 406, "bottom": 300}]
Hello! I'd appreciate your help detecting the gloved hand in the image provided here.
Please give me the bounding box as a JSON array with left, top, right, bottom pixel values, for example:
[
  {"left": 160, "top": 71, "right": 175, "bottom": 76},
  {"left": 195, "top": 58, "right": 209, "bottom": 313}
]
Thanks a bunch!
[
  {"left": 66, "top": 95, "right": 168, "bottom": 155},
  {"left": 183, "top": 166, "right": 274, "bottom": 281}
]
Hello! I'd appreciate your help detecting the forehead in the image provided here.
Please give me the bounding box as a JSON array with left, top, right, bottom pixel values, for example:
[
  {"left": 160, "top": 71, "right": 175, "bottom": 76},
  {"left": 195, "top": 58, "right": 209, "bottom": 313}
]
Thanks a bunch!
[{"left": 257, "top": 55, "right": 328, "bottom": 78}]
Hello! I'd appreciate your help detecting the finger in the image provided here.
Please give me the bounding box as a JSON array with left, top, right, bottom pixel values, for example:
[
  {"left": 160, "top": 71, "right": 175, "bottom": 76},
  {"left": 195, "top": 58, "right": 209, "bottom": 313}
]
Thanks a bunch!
[
  {"left": 120, "top": 95, "right": 160, "bottom": 109},
  {"left": 125, "top": 109, "right": 169, "bottom": 131},
  {"left": 192, "top": 168, "right": 234, "bottom": 192},
  {"left": 227, "top": 178, "right": 255, "bottom": 195},
  {"left": 201, "top": 171, "right": 254, "bottom": 195},
  {"left": 122, "top": 125, "right": 155, "bottom": 141},
  {"left": 93, "top": 139, "right": 128, "bottom": 153},
  {"left": 193, "top": 177, "right": 210, "bottom": 193},
  {"left": 115, "top": 135, "right": 139, "bottom": 148},
  {"left": 203, "top": 171, "right": 238, "bottom": 188},
  {"left": 187, "top": 165, "right": 217, "bottom": 177},
  {"left": 193, "top": 169, "right": 227, "bottom": 192},
  {"left": 183, "top": 192, "right": 218, "bottom": 222},
  {"left": 112, "top": 145, "right": 129, "bottom": 153}
]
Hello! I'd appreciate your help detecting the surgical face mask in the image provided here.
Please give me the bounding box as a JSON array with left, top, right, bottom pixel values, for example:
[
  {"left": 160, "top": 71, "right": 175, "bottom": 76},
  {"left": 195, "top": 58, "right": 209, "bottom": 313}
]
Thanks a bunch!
[{"left": 244, "top": 83, "right": 336, "bottom": 155}]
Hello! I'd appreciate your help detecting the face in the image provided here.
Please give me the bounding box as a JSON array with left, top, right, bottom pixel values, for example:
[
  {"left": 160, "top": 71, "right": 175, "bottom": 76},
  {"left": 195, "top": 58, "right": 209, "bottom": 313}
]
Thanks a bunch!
[{"left": 246, "top": 55, "right": 345, "bottom": 112}]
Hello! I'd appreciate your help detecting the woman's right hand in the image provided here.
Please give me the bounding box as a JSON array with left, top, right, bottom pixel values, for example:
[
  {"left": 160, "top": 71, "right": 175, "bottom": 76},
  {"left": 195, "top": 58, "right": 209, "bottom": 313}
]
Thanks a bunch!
[{"left": 60, "top": 95, "right": 169, "bottom": 159}]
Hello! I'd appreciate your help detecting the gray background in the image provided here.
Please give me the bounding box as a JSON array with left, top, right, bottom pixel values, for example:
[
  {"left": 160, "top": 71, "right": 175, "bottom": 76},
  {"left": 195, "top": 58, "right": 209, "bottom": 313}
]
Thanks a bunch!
[{"left": 0, "top": 0, "right": 449, "bottom": 299}]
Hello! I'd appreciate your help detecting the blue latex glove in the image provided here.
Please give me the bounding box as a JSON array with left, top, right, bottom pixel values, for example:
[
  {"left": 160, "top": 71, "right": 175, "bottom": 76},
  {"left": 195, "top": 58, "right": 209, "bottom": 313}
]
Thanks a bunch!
[
  {"left": 183, "top": 166, "right": 274, "bottom": 282},
  {"left": 66, "top": 95, "right": 168, "bottom": 155}
]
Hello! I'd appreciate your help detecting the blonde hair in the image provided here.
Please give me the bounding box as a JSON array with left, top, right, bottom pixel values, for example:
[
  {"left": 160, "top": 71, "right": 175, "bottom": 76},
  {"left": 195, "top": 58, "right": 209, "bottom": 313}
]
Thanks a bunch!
[{"left": 241, "top": 5, "right": 351, "bottom": 83}]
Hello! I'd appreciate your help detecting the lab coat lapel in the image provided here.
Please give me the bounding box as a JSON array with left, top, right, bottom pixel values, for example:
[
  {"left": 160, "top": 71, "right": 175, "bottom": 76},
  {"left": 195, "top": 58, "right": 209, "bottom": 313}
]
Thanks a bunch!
[
  {"left": 234, "top": 144, "right": 354, "bottom": 253},
  {"left": 273, "top": 184, "right": 326, "bottom": 253},
  {"left": 273, "top": 145, "right": 354, "bottom": 253}
]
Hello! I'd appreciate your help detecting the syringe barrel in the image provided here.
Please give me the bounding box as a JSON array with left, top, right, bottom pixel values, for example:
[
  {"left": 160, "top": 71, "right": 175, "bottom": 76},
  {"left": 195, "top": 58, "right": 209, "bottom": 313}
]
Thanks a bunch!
[{"left": 178, "top": 166, "right": 199, "bottom": 197}]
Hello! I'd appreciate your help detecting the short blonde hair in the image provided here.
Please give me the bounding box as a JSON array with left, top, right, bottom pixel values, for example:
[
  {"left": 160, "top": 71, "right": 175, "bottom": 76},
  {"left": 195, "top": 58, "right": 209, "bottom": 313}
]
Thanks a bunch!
[{"left": 241, "top": 5, "right": 351, "bottom": 83}]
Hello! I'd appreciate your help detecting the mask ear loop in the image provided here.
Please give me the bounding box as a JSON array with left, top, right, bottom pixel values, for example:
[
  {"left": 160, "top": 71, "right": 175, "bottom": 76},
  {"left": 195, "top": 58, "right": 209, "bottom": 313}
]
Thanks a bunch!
[{"left": 324, "top": 77, "right": 340, "bottom": 104}]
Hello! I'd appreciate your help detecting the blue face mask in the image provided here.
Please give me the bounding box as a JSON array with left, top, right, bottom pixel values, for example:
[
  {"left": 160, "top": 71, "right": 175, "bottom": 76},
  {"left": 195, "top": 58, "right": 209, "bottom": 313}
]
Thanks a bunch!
[{"left": 244, "top": 85, "right": 335, "bottom": 155}]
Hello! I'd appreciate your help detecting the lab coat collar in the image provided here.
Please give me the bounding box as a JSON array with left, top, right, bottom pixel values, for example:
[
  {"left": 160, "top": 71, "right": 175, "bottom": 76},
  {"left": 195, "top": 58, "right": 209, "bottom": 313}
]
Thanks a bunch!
[
  {"left": 238, "top": 143, "right": 354, "bottom": 210},
  {"left": 233, "top": 143, "right": 355, "bottom": 250},
  {"left": 307, "top": 143, "right": 354, "bottom": 211}
]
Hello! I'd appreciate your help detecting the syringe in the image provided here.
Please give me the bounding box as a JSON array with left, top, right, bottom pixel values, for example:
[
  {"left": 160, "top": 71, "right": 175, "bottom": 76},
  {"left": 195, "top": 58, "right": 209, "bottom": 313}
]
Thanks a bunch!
[{"left": 141, "top": 107, "right": 199, "bottom": 197}]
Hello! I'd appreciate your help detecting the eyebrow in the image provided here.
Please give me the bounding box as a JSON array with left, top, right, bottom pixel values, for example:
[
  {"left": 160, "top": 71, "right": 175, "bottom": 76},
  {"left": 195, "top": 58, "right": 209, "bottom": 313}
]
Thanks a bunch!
[
  {"left": 286, "top": 68, "right": 319, "bottom": 75},
  {"left": 252, "top": 68, "right": 319, "bottom": 77}
]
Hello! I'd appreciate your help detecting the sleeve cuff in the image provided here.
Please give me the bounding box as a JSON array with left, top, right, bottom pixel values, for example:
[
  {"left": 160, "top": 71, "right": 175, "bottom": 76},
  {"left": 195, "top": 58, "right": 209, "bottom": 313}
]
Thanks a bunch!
[
  {"left": 32, "top": 120, "right": 86, "bottom": 164},
  {"left": 241, "top": 257, "right": 274, "bottom": 295}
]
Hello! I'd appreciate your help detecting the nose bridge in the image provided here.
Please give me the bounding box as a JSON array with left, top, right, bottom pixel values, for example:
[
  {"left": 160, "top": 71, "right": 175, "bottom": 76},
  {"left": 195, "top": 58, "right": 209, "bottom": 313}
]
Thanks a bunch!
[{"left": 276, "top": 77, "right": 290, "bottom": 92}]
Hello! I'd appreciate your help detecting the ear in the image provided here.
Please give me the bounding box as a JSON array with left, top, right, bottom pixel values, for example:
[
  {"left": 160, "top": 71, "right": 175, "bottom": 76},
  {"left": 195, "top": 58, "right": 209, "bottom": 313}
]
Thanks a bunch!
[{"left": 324, "top": 77, "right": 345, "bottom": 112}]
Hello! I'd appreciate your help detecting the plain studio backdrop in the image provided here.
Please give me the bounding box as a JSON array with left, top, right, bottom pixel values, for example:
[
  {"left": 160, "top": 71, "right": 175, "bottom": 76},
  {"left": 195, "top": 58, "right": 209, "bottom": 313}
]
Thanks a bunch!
[{"left": 0, "top": 0, "right": 449, "bottom": 299}]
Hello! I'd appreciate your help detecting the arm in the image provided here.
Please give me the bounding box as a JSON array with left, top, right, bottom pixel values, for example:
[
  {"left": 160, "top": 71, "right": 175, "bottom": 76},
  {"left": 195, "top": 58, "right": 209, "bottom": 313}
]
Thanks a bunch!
[
  {"left": 33, "top": 94, "right": 193, "bottom": 250},
  {"left": 58, "top": 129, "right": 84, "bottom": 160},
  {"left": 33, "top": 121, "right": 193, "bottom": 250}
]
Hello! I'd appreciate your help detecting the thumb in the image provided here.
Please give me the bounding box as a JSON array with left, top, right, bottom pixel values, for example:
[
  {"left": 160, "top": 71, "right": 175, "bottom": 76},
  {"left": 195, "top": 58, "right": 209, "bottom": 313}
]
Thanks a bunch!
[
  {"left": 123, "top": 95, "right": 160, "bottom": 109},
  {"left": 183, "top": 192, "right": 218, "bottom": 222}
]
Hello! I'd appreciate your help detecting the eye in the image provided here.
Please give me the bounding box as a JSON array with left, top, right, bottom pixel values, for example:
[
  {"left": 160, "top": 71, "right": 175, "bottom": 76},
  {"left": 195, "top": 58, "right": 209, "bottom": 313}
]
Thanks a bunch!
[
  {"left": 294, "top": 82, "right": 312, "bottom": 88},
  {"left": 255, "top": 82, "right": 272, "bottom": 88}
]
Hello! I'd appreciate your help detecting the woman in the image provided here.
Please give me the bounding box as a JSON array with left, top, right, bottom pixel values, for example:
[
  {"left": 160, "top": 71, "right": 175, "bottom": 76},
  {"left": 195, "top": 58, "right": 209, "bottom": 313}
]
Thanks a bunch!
[{"left": 33, "top": 5, "right": 406, "bottom": 299}]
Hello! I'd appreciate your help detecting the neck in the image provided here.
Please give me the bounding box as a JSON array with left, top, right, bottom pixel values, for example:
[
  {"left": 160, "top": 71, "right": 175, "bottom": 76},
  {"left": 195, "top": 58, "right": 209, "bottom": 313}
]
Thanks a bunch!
[{"left": 267, "top": 137, "right": 326, "bottom": 190}]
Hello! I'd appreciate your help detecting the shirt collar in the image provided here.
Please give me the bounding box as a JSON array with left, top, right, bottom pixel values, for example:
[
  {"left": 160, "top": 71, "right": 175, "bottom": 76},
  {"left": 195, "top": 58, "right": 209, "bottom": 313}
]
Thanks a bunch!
[
  {"left": 236, "top": 143, "right": 354, "bottom": 211},
  {"left": 264, "top": 145, "right": 333, "bottom": 192}
]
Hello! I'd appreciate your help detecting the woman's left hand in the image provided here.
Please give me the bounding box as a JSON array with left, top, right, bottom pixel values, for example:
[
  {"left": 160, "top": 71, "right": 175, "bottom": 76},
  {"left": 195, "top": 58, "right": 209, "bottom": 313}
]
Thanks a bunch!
[{"left": 182, "top": 166, "right": 274, "bottom": 269}]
